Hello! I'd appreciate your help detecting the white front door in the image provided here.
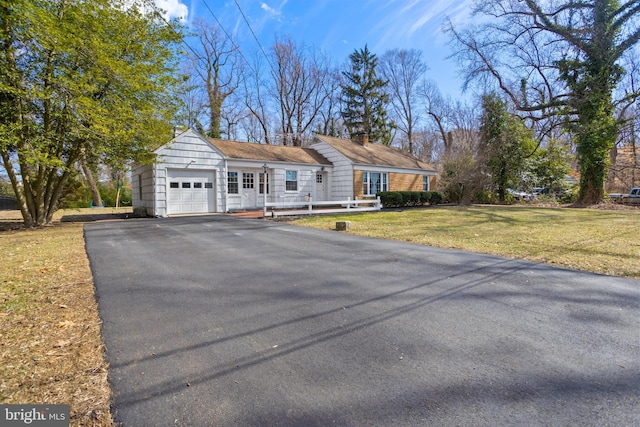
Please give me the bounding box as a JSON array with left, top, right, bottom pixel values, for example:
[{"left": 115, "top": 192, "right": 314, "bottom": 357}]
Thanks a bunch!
[
  {"left": 167, "top": 169, "right": 216, "bottom": 214},
  {"left": 314, "top": 172, "right": 326, "bottom": 201},
  {"left": 241, "top": 172, "right": 256, "bottom": 208}
]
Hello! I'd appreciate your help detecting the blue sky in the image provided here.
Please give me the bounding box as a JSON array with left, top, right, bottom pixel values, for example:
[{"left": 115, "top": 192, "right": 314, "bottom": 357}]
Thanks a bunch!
[{"left": 155, "top": 0, "right": 475, "bottom": 99}]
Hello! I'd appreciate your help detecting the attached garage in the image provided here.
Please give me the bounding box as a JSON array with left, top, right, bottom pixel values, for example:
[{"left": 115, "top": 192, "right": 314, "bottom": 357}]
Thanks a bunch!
[
  {"left": 132, "top": 129, "right": 436, "bottom": 217},
  {"left": 166, "top": 169, "right": 216, "bottom": 215}
]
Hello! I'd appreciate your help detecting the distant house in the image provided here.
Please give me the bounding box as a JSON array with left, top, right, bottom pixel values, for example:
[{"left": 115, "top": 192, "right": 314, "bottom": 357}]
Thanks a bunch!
[{"left": 132, "top": 129, "right": 436, "bottom": 217}]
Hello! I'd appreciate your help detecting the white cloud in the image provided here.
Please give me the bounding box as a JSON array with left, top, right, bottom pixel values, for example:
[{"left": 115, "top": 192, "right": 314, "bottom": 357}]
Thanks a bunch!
[
  {"left": 372, "top": 0, "right": 473, "bottom": 49},
  {"left": 154, "top": 0, "right": 189, "bottom": 21},
  {"left": 260, "top": 1, "right": 286, "bottom": 22}
]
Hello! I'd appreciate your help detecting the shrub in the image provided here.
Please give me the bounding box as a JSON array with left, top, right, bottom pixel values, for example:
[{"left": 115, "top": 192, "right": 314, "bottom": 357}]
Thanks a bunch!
[
  {"left": 379, "top": 191, "right": 444, "bottom": 208},
  {"left": 429, "top": 191, "right": 445, "bottom": 205},
  {"left": 420, "top": 191, "right": 432, "bottom": 205},
  {"left": 99, "top": 183, "right": 132, "bottom": 207},
  {"left": 378, "top": 192, "right": 402, "bottom": 208},
  {"left": 404, "top": 191, "right": 421, "bottom": 206}
]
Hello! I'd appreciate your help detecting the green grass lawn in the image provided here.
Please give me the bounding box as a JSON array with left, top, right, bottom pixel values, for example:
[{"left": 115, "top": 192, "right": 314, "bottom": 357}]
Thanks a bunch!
[{"left": 295, "top": 205, "right": 640, "bottom": 279}]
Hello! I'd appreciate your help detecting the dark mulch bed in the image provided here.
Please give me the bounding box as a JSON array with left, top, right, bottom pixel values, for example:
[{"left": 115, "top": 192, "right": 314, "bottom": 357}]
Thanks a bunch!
[
  {"left": 60, "top": 212, "right": 132, "bottom": 222},
  {"left": 0, "top": 210, "right": 133, "bottom": 231}
]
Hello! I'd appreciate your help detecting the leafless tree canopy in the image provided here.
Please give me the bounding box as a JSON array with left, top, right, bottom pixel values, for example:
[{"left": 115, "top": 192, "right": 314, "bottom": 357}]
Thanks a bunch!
[
  {"left": 190, "top": 19, "right": 242, "bottom": 139},
  {"left": 380, "top": 49, "right": 428, "bottom": 154}
]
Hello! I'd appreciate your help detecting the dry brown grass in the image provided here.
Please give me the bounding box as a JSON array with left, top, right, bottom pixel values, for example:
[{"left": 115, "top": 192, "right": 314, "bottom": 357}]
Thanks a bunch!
[
  {"left": 296, "top": 205, "right": 640, "bottom": 279},
  {"left": 1, "top": 210, "right": 115, "bottom": 426}
]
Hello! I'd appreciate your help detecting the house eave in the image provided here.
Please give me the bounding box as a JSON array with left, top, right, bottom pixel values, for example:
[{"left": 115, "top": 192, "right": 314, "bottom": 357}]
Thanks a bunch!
[
  {"left": 353, "top": 163, "right": 437, "bottom": 175},
  {"left": 225, "top": 158, "right": 333, "bottom": 169}
]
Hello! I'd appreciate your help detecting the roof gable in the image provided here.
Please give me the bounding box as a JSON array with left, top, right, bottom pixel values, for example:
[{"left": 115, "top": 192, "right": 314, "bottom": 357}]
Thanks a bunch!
[
  {"left": 312, "top": 135, "right": 435, "bottom": 172},
  {"left": 208, "top": 138, "right": 331, "bottom": 165}
]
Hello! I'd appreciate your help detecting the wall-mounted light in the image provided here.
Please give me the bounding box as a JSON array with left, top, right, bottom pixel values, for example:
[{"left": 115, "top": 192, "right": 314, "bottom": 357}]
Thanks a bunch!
[{"left": 321, "top": 166, "right": 325, "bottom": 171}]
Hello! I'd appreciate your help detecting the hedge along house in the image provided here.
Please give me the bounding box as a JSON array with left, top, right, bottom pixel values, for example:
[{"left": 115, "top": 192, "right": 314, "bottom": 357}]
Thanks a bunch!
[{"left": 132, "top": 129, "right": 437, "bottom": 217}]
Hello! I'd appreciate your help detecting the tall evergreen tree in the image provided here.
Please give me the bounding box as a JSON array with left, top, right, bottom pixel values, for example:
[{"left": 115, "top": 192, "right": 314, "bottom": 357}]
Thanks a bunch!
[{"left": 340, "top": 45, "right": 394, "bottom": 145}]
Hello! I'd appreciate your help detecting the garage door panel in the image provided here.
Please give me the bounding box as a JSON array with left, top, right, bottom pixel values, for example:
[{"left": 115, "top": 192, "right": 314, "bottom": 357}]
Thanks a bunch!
[{"left": 167, "top": 169, "right": 215, "bottom": 215}]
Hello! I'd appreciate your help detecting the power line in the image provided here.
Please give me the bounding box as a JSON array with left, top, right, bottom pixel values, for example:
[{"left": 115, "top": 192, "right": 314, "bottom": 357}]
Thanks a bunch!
[
  {"left": 200, "top": 0, "right": 256, "bottom": 73},
  {"left": 232, "top": 0, "right": 276, "bottom": 74}
]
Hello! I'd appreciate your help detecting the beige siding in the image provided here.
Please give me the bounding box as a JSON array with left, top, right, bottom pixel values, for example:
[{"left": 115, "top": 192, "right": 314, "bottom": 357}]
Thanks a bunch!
[
  {"left": 354, "top": 171, "right": 438, "bottom": 199},
  {"left": 353, "top": 170, "right": 364, "bottom": 199},
  {"left": 389, "top": 173, "right": 423, "bottom": 192}
]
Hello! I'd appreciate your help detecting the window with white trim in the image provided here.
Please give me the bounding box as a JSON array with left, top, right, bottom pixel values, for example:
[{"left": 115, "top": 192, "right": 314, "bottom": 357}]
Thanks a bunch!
[
  {"left": 285, "top": 170, "right": 297, "bottom": 191},
  {"left": 259, "top": 173, "right": 269, "bottom": 194},
  {"left": 228, "top": 172, "right": 238, "bottom": 194},
  {"left": 423, "top": 175, "right": 429, "bottom": 191},
  {"left": 363, "top": 172, "right": 388, "bottom": 195}
]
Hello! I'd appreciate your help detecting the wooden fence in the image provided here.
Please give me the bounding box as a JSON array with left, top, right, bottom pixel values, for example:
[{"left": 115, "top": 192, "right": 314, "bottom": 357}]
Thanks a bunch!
[{"left": 264, "top": 196, "right": 382, "bottom": 218}]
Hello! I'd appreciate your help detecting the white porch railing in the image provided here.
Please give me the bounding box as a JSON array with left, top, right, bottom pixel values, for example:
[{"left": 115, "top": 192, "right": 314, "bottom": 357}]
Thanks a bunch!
[{"left": 264, "top": 196, "right": 382, "bottom": 218}]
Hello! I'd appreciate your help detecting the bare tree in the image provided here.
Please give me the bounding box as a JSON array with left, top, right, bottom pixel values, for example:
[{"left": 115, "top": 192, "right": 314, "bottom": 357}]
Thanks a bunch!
[
  {"left": 315, "top": 67, "right": 343, "bottom": 138},
  {"left": 270, "top": 36, "right": 333, "bottom": 146},
  {"left": 609, "top": 51, "right": 640, "bottom": 190},
  {"left": 175, "top": 64, "right": 208, "bottom": 133},
  {"left": 380, "top": 49, "right": 428, "bottom": 154},
  {"left": 420, "top": 80, "right": 453, "bottom": 158},
  {"left": 447, "top": 0, "right": 640, "bottom": 204},
  {"left": 242, "top": 55, "right": 273, "bottom": 144},
  {"left": 191, "top": 19, "right": 242, "bottom": 139}
]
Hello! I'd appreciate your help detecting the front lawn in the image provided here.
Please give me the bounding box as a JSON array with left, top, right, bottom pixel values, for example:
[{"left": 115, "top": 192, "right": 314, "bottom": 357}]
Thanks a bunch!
[
  {"left": 295, "top": 205, "right": 640, "bottom": 279},
  {"left": 0, "top": 210, "right": 116, "bottom": 426}
]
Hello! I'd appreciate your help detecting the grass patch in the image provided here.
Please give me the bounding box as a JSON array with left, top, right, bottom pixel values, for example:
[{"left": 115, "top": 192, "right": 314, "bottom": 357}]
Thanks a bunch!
[
  {"left": 0, "top": 209, "right": 119, "bottom": 426},
  {"left": 295, "top": 205, "right": 640, "bottom": 279}
]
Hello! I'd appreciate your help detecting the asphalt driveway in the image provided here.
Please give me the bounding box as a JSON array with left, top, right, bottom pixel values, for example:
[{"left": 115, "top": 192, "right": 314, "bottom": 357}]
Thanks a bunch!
[{"left": 85, "top": 215, "right": 640, "bottom": 426}]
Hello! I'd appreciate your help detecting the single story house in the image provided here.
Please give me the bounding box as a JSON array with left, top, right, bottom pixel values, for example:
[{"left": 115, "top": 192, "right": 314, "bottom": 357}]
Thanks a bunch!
[{"left": 132, "top": 129, "right": 436, "bottom": 216}]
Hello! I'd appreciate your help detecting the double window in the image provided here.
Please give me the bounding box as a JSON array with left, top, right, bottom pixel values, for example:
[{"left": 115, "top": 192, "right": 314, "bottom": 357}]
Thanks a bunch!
[{"left": 363, "top": 172, "right": 388, "bottom": 196}]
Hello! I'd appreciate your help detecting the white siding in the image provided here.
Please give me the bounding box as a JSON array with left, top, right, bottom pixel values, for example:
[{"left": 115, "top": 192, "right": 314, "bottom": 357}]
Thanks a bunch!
[
  {"left": 144, "top": 129, "right": 225, "bottom": 216},
  {"left": 131, "top": 164, "right": 155, "bottom": 216},
  {"left": 224, "top": 164, "right": 323, "bottom": 210},
  {"left": 309, "top": 140, "right": 354, "bottom": 199}
]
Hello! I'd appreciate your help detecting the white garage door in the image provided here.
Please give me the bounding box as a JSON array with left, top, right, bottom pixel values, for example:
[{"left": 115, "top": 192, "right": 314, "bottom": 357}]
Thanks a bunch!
[{"left": 167, "top": 169, "right": 216, "bottom": 215}]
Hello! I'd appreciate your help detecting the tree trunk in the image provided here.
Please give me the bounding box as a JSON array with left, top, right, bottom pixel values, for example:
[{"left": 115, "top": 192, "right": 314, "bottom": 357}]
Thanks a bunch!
[
  {"left": 81, "top": 150, "right": 102, "bottom": 208},
  {"left": 1, "top": 151, "right": 35, "bottom": 226},
  {"left": 574, "top": 87, "right": 616, "bottom": 205}
]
